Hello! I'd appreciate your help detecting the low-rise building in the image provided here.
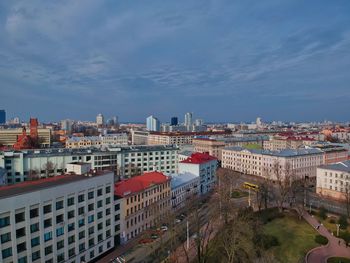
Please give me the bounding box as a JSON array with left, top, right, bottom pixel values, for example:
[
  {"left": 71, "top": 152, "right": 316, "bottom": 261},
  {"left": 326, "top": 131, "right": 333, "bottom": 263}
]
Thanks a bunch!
[
  {"left": 170, "top": 172, "right": 199, "bottom": 209},
  {"left": 0, "top": 128, "right": 51, "bottom": 148},
  {"left": 316, "top": 160, "right": 350, "bottom": 201},
  {"left": 0, "top": 170, "right": 116, "bottom": 263},
  {"left": 115, "top": 172, "right": 171, "bottom": 244},
  {"left": 222, "top": 147, "right": 324, "bottom": 181},
  {"left": 310, "top": 144, "right": 348, "bottom": 164},
  {"left": 131, "top": 130, "right": 149, "bottom": 145},
  {"left": 263, "top": 136, "right": 315, "bottom": 151},
  {"left": 66, "top": 134, "right": 128, "bottom": 149}
]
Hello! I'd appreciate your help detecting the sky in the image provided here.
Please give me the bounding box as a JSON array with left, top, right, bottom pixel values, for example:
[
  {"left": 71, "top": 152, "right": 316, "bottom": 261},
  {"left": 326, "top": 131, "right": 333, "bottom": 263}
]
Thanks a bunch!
[{"left": 0, "top": 0, "right": 350, "bottom": 123}]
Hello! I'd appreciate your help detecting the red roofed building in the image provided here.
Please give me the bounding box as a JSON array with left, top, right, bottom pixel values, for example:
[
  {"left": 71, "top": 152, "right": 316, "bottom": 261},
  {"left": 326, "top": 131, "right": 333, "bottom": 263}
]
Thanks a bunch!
[
  {"left": 179, "top": 152, "right": 217, "bottom": 194},
  {"left": 115, "top": 171, "right": 171, "bottom": 244}
]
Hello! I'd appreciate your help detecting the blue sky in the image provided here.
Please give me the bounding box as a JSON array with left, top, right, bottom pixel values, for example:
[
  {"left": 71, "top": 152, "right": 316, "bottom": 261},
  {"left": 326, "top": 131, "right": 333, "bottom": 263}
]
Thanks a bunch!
[{"left": 0, "top": 0, "right": 350, "bottom": 123}]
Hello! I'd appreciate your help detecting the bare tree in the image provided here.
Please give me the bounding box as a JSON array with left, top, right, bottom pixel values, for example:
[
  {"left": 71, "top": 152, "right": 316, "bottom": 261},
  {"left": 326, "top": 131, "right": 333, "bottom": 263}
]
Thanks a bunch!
[
  {"left": 344, "top": 183, "right": 350, "bottom": 217},
  {"left": 42, "top": 161, "right": 57, "bottom": 178},
  {"left": 28, "top": 169, "right": 40, "bottom": 181}
]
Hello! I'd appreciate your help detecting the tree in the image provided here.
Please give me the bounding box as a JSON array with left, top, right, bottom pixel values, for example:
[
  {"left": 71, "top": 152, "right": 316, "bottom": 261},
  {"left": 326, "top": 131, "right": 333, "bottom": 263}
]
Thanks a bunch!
[
  {"left": 344, "top": 183, "right": 350, "bottom": 217},
  {"left": 42, "top": 161, "right": 57, "bottom": 178},
  {"left": 28, "top": 169, "right": 40, "bottom": 181}
]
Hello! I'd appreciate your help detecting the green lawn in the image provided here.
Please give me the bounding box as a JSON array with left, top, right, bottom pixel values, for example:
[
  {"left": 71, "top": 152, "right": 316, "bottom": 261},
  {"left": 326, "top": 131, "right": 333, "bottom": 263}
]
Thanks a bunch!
[
  {"left": 263, "top": 213, "right": 319, "bottom": 263},
  {"left": 244, "top": 143, "right": 262, "bottom": 150},
  {"left": 327, "top": 257, "right": 350, "bottom": 263}
]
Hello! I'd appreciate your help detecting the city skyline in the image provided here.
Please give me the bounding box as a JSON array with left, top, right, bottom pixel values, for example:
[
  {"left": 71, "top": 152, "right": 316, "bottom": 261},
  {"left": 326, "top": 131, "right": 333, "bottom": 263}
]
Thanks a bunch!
[{"left": 1, "top": 1, "right": 350, "bottom": 122}]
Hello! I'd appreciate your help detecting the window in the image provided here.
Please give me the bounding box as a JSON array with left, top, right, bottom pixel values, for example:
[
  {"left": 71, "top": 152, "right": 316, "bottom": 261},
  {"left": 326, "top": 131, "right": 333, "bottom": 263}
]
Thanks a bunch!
[
  {"left": 57, "top": 240, "right": 64, "bottom": 250},
  {"left": 105, "top": 208, "right": 111, "bottom": 215},
  {"left": 44, "top": 231, "right": 52, "bottom": 241},
  {"left": 43, "top": 204, "right": 52, "bottom": 214},
  {"left": 16, "top": 227, "right": 26, "bottom": 238},
  {"left": 78, "top": 207, "right": 84, "bottom": 215},
  {"left": 90, "top": 250, "right": 95, "bottom": 259},
  {"left": 30, "top": 208, "right": 39, "bottom": 218},
  {"left": 18, "top": 256, "right": 27, "bottom": 263},
  {"left": 79, "top": 243, "right": 85, "bottom": 252},
  {"left": 79, "top": 218, "right": 85, "bottom": 227},
  {"left": 68, "top": 235, "right": 75, "bottom": 244},
  {"left": 98, "top": 211, "right": 103, "bottom": 219},
  {"left": 45, "top": 259, "right": 53, "bottom": 263},
  {"left": 68, "top": 223, "right": 75, "bottom": 232},
  {"left": 88, "top": 215, "right": 94, "bottom": 223},
  {"left": 17, "top": 242, "right": 26, "bottom": 253},
  {"left": 0, "top": 216, "right": 10, "bottom": 228},
  {"left": 2, "top": 247, "right": 12, "bottom": 259},
  {"left": 106, "top": 219, "right": 111, "bottom": 226},
  {"left": 88, "top": 203, "right": 94, "bottom": 211},
  {"left": 97, "top": 189, "right": 103, "bottom": 196},
  {"left": 15, "top": 212, "right": 25, "bottom": 223},
  {"left": 79, "top": 231, "right": 85, "bottom": 239},
  {"left": 32, "top": 250, "right": 40, "bottom": 261},
  {"left": 115, "top": 214, "right": 120, "bottom": 221},
  {"left": 31, "top": 223, "right": 39, "bottom": 233},
  {"left": 115, "top": 203, "right": 120, "bottom": 211},
  {"left": 45, "top": 245, "right": 53, "bottom": 255},
  {"left": 69, "top": 247, "right": 75, "bottom": 257},
  {"left": 88, "top": 226, "right": 94, "bottom": 235},
  {"left": 56, "top": 214, "right": 64, "bottom": 224},
  {"left": 88, "top": 191, "right": 94, "bottom": 199},
  {"left": 0, "top": 232, "right": 11, "bottom": 244},
  {"left": 68, "top": 210, "right": 75, "bottom": 219},
  {"left": 98, "top": 223, "right": 103, "bottom": 230},
  {"left": 98, "top": 234, "right": 103, "bottom": 242},
  {"left": 78, "top": 194, "right": 85, "bottom": 203},
  {"left": 67, "top": 197, "right": 75, "bottom": 206},
  {"left": 56, "top": 227, "right": 64, "bottom": 237},
  {"left": 31, "top": 236, "right": 40, "bottom": 247},
  {"left": 106, "top": 197, "right": 111, "bottom": 204},
  {"left": 106, "top": 230, "right": 111, "bottom": 238},
  {"left": 56, "top": 200, "right": 64, "bottom": 210},
  {"left": 89, "top": 238, "right": 94, "bottom": 247},
  {"left": 44, "top": 218, "right": 52, "bottom": 228},
  {"left": 97, "top": 200, "right": 103, "bottom": 208},
  {"left": 99, "top": 245, "right": 103, "bottom": 253},
  {"left": 57, "top": 252, "right": 65, "bottom": 263}
]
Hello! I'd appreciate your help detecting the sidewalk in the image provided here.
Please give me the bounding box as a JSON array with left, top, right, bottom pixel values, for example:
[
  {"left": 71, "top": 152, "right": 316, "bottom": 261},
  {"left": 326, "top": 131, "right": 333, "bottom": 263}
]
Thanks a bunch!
[{"left": 303, "top": 211, "right": 350, "bottom": 263}]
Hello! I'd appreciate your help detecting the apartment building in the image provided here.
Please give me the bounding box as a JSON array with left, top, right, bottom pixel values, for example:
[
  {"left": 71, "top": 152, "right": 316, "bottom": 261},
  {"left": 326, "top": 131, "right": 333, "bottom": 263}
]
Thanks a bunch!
[
  {"left": 66, "top": 134, "right": 128, "bottom": 149},
  {"left": 263, "top": 136, "right": 315, "bottom": 151},
  {"left": 131, "top": 130, "right": 149, "bottom": 145},
  {"left": 0, "top": 170, "right": 116, "bottom": 263},
  {"left": 0, "top": 145, "right": 178, "bottom": 185},
  {"left": 0, "top": 128, "right": 51, "bottom": 148},
  {"left": 316, "top": 160, "right": 350, "bottom": 201},
  {"left": 170, "top": 172, "right": 199, "bottom": 209},
  {"left": 115, "top": 172, "right": 171, "bottom": 244},
  {"left": 179, "top": 152, "right": 217, "bottom": 194},
  {"left": 310, "top": 144, "right": 348, "bottom": 164},
  {"left": 222, "top": 147, "right": 324, "bottom": 181}
]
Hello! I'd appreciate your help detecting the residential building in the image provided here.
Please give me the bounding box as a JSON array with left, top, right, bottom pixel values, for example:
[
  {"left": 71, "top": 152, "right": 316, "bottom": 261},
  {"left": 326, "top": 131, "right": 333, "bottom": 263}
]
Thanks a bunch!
[
  {"left": 115, "top": 171, "right": 171, "bottom": 244},
  {"left": 222, "top": 147, "right": 324, "bottom": 181},
  {"left": 178, "top": 150, "right": 194, "bottom": 162},
  {"left": 263, "top": 136, "right": 315, "bottom": 151},
  {"left": 0, "top": 128, "right": 51, "bottom": 148},
  {"left": 66, "top": 134, "right": 128, "bottom": 149},
  {"left": 96, "top": 114, "right": 104, "bottom": 127},
  {"left": 0, "top": 110, "right": 5, "bottom": 124},
  {"left": 61, "top": 120, "right": 73, "bottom": 134},
  {"left": 170, "top": 172, "right": 199, "bottom": 209},
  {"left": 146, "top": 116, "right": 160, "bottom": 132},
  {"left": 310, "top": 144, "right": 348, "bottom": 164},
  {"left": 170, "top": 117, "right": 178, "bottom": 126},
  {"left": 316, "top": 160, "right": 350, "bottom": 201},
  {"left": 179, "top": 152, "right": 217, "bottom": 194},
  {"left": 0, "top": 169, "right": 116, "bottom": 263},
  {"left": 0, "top": 145, "right": 178, "bottom": 185},
  {"left": 131, "top": 130, "right": 149, "bottom": 145}
]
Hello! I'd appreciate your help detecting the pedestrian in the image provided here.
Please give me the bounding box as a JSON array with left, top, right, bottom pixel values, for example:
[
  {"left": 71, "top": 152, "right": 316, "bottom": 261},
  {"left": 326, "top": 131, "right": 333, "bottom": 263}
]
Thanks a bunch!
[{"left": 338, "top": 240, "right": 341, "bottom": 246}]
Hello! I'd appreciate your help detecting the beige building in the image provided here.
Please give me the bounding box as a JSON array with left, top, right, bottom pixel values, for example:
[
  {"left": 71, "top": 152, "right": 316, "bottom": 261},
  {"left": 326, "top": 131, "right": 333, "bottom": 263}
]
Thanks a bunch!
[
  {"left": 66, "top": 134, "right": 128, "bottom": 149},
  {"left": 0, "top": 128, "right": 51, "bottom": 147},
  {"left": 316, "top": 160, "right": 350, "bottom": 201},
  {"left": 115, "top": 171, "right": 171, "bottom": 244},
  {"left": 222, "top": 147, "right": 324, "bottom": 181},
  {"left": 263, "top": 136, "right": 315, "bottom": 151},
  {"left": 131, "top": 130, "right": 150, "bottom": 145}
]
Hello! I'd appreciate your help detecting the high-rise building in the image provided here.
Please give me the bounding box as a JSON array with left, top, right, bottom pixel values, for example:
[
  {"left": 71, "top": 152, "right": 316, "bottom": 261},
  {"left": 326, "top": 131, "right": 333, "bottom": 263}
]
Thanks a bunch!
[
  {"left": 256, "top": 117, "right": 262, "bottom": 127},
  {"left": 195, "top": 119, "right": 203, "bottom": 126},
  {"left": 112, "top": 116, "right": 119, "bottom": 127},
  {"left": 146, "top": 115, "right": 160, "bottom": 132},
  {"left": 171, "top": 117, "right": 178, "bottom": 126},
  {"left": 0, "top": 110, "right": 6, "bottom": 124},
  {"left": 61, "top": 119, "right": 73, "bottom": 133},
  {"left": 96, "top": 113, "right": 104, "bottom": 126},
  {"left": 184, "top": 112, "right": 192, "bottom": 127}
]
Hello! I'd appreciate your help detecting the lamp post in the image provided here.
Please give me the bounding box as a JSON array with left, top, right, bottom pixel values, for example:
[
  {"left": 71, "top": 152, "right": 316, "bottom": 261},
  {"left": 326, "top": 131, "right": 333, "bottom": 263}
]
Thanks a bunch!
[{"left": 336, "top": 224, "right": 340, "bottom": 237}]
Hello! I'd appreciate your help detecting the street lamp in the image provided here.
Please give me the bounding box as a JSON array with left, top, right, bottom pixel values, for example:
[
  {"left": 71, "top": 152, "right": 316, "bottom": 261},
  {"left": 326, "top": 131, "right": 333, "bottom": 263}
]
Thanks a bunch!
[{"left": 336, "top": 224, "right": 340, "bottom": 237}]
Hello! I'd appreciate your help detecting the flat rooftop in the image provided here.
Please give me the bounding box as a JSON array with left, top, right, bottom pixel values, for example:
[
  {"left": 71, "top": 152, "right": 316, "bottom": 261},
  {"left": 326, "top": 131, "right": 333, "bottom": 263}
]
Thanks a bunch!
[{"left": 0, "top": 171, "right": 111, "bottom": 199}]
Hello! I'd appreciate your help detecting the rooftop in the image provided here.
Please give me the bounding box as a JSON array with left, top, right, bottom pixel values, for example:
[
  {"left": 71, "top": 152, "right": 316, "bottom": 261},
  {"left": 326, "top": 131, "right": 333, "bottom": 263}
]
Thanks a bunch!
[
  {"left": 149, "top": 131, "right": 230, "bottom": 137},
  {"left": 180, "top": 152, "right": 217, "bottom": 164},
  {"left": 170, "top": 172, "right": 199, "bottom": 189},
  {"left": 114, "top": 171, "right": 170, "bottom": 197},
  {"left": 0, "top": 171, "right": 110, "bottom": 199},
  {"left": 223, "top": 146, "right": 323, "bottom": 157},
  {"left": 319, "top": 160, "right": 350, "bottom": 173}
]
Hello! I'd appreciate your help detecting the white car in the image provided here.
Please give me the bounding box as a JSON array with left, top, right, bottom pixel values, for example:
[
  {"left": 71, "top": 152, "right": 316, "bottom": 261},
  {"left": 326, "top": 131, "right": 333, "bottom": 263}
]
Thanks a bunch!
[{"left": 161, "top": 226, "right": 168, "bottom": 231}]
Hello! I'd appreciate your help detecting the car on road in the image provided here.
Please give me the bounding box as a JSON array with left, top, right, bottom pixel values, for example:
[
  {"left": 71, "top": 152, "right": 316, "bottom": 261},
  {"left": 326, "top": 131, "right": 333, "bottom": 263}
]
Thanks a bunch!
[
  {"left": 175, "top": 218, "right": 182, "bottom": 224},
  {"left": 160, "top": 226, "right": 168, "bottom": 232}
]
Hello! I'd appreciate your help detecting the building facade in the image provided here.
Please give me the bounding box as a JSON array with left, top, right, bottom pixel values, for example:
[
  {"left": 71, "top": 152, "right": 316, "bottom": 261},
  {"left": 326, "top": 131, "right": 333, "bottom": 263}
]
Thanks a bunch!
[
  {"left": 0, "top": 110, "right": 5, "bottom": 124},
  {"left": 170, "top": 172, "right": 199, "bottom": 209},
  {"left": 115, "top": 172, "right": 171, "bottom": 244},
  {"left": 263, "top": 136, "right": 315, "bottom": 151},
  {"left": 222, "top": 147, "right": 324, "bottom": 181},
  {"left": 66, "top": 134, "right": 128, "bottom": 149},
  {"left": 0, "top": 171, "right": 116, "bottom": 263},
  {"left": 146, "top": 116, "right": 160, "bottom": 132},
  {"left": 131, "top": 130, "right": 149, "bottom": 145},
  {"left": 316, "top": 161, "right": 350, "bottom": 201},
  {"left": 0, "top": 128, "right": 51, "bottom": 148}
]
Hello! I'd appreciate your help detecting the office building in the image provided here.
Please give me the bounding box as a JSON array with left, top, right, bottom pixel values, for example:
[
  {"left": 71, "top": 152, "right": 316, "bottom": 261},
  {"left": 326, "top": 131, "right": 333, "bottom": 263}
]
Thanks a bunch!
[
  {"left": 170, "top": 117, "right": 178, "bottom": 126},
  {"left": 222, "top": 147, "right": 324, "bottom": 181},
  {"left": 146, "top": 116, "right": 160, "bottom": 132},
  {"left": 115, "top": 171, "right": 171, "bottom": 244},
  {"left": 61, "top": 120, "right": 73, "bottom": 134},
  {"left": 0, "top": 110, "right": 6, "bottom": 124},
  {"left": 0, "top": 168, "right": 116, "bottom": 263},
  {"left": 316, "top": 160, "right": 350, "bottom": 201},
  {"left": 96, "top": 114, "right": 104, "bottom": 127}
]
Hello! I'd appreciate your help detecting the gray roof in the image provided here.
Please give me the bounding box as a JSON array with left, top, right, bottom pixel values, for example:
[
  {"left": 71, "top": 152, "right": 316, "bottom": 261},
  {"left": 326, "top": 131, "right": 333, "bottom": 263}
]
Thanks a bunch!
[
  {"left": 319, "top": 160, "right": 350, "bottom": 173},
  {"left": 223, "top": 146, "right": 323, "bottom": 157},
  {"left": 170, "top": 172, "right": 199, "bottom": 189},
  {"left": 178, "top": 150, "right": 194, "bottom": 157}
]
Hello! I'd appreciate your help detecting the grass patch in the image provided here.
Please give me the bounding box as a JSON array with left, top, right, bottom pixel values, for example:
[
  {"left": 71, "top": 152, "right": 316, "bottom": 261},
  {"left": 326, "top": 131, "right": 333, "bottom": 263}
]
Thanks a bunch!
[
  {"left": 327, "top": 257, "right": 350, "bottom": 263},
  {"left": 315, "top": 234, "right": 328, "bottom": 245},
  {"left": 244, "top": 143, "right": 262, "bottom": 150},
  {"left": 263, "top": 212, "right": 318, "bottom": 263}
]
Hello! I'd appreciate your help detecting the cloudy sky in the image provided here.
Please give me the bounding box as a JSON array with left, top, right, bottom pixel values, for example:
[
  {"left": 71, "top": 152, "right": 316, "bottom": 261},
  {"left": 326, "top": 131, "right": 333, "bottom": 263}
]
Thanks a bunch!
[{"left": 0, "top": 0, "right": 350, "bottom": 123}]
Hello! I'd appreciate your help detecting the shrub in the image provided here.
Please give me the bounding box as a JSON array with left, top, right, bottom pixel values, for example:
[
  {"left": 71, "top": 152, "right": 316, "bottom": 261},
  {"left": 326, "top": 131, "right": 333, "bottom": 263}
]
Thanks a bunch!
[
  {"left": 339, "top": 231, "right": 350, "bottom": 243},
  {"left": 314, "top": 234, "right": 328, "bottom": 245},
  {"left": 329, "top": 218, "right": 336, "bottom": 224},
  {"left": 338, "top": 215, "right": 349, "bottom": 230},
  {"left": 255, "top": 234, "right": 280, "bottom": 250},
  {"left": 318, "top": 207, "right": 327, "bottom": 220},
  {"left": 257, "top": 208, "right": 284, "bottom": 224}
]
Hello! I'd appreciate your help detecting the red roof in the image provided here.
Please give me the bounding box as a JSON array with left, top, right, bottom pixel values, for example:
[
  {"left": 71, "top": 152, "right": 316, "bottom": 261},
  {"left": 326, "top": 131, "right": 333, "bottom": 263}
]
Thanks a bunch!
[
  {"left": 180, "top": 152, "right": 217, "bottom": 165},
  {"left": 114, "top": 171, "right": 170, "bottom": 197}
]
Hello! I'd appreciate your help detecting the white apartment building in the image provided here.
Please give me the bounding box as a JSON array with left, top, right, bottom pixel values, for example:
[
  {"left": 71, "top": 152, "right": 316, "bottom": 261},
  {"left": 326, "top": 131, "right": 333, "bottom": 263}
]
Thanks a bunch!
[
  {"left": 66, "top": 134, "right": 128, "bottom": 149},
  {"left": 179, "top": 152, "right": 217, "bottom": 194},
  {"left": 170, "top": 172, "right": 199, "bottom": 209},
  {"left": 131, "top": 130, "right": 149, "bottom": 145},
  {"left": 316, "top": 160, "right": 350, "bottom": 201},
  {"left": 0, "top": 145, "right": 179, "bottom": 185},
  {"left": 222, "top": 147, "right": 324, "bottom": 181},
  {"left": 0, "top": 171, "right": 116, "bottom": 263}
]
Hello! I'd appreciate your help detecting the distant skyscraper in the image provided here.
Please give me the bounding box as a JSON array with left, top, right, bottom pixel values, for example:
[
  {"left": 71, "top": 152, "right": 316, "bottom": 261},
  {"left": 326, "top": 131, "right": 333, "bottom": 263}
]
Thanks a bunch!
[
  {"left": 96, "top": 113, "right": 105, "bottom": 126},
  {"left": 0, "top": 110, "right": 6, "bottom": 124},
  {"left": 195, "top": 119, "right": 204, "bottom": 126},
  {"left": 171, "top": 117, "right": 178, "bottom": 126},
  {"left": 61, "top": 119, "right": 73, "bottom": 133},
  {"left": 146, "top": 115, "right": 160, "bottom": 131},
  {"left": 184, "top": 112, "right": 192, "bottom": 127},
  {"left": 112, "top": 116, "right": 118, "bottom": 126},
  {"left": 256, "top": 117, "right": 262, "bottom": 127}
]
